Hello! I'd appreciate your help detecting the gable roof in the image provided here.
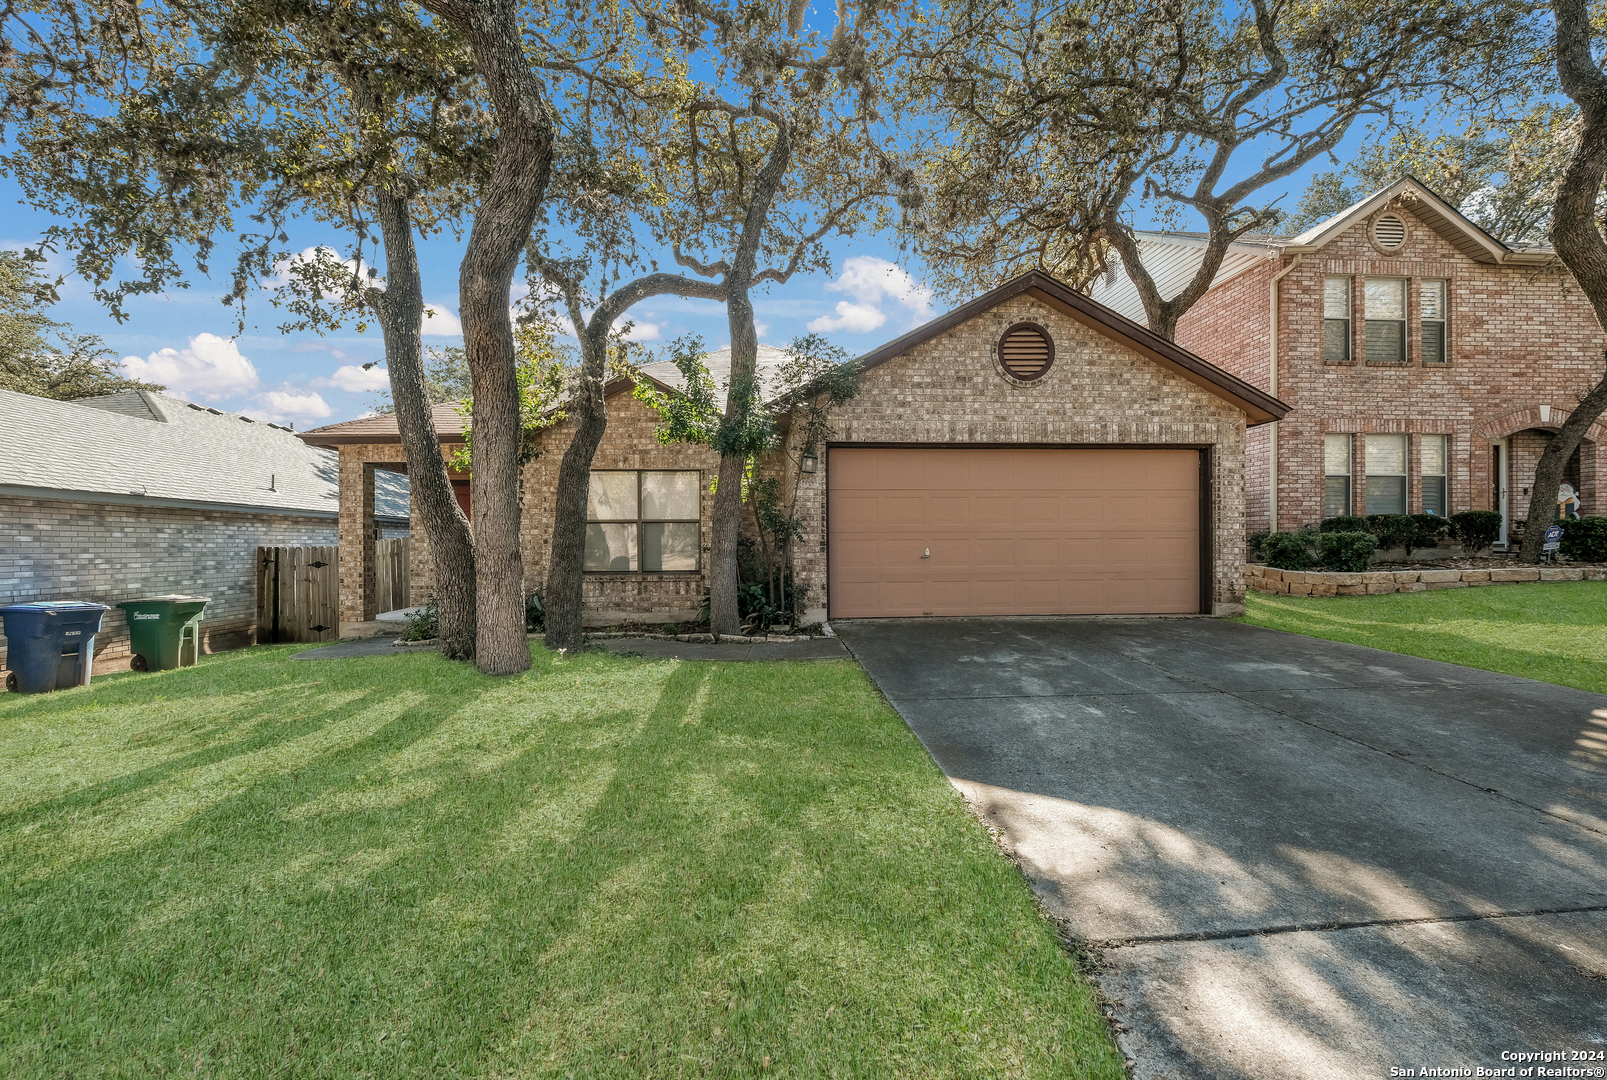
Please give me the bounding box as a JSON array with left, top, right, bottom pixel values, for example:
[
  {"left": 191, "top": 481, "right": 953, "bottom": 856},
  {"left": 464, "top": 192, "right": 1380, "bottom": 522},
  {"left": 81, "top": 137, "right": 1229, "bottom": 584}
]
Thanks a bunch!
[
  {"left": 1281, "top": 175, "right": 1536, "bottom": 263},
  {"left": 856, "top": 269, "right": 1289, "bottom": 426},
  {"left": 1086, "top": 176, "right": 1557, "bottom": 322},
  {"left": 0, "top": 389, "right": 409, "bottom": 522},
  {"left": 299, "top": 403, "right": 467, "bottom": 447}
]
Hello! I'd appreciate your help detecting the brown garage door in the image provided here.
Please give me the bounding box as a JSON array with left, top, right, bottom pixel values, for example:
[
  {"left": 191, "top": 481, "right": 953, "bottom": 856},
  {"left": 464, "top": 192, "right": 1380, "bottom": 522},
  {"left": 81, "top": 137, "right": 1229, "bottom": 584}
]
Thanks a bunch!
[{"left": 828, "top": 447, "right": 1202, "bottom": 618}]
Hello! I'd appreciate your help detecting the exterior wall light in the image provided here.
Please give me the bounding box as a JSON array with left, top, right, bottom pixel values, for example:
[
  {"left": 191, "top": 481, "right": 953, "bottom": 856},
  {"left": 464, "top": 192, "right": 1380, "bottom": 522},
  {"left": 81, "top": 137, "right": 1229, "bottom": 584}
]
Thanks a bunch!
[{"left": 799, "top": 453, "right": 818, "bottom": 473}]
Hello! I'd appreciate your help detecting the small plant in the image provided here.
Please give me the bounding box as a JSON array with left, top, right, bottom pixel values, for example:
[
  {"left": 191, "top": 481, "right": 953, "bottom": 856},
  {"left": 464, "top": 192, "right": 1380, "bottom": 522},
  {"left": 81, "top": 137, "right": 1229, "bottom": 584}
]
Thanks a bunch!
[
  {"left": 1367, "top": 514, "right": 1416, "bottom": 554},
  {"left": 1260, "top": 531, "right": 1313, "bottom": 571},
  {"left": 1406, "top": 513, "right": 1451, "bottom": 557},
  {"left": 525, "top": 592, "right": 545, "bottom": 633},
  {"left": 1317, "top": 531, "right": 1378, "bottom": 572},
  {"left": 1320, "top": 515, "right": 1370, "bottom": 533},
  {"left": 1559, "top": 516, "right": 1607, "bottom": 561},
  {"left": 1450, "top": 510, "right": 1504, "bottom": 553},
  {"left": 1246, "top": 530, "right": 1270, "bottom": 561},
  {"left": 401, "top": 597, "right": 439, "bottom": 641}
]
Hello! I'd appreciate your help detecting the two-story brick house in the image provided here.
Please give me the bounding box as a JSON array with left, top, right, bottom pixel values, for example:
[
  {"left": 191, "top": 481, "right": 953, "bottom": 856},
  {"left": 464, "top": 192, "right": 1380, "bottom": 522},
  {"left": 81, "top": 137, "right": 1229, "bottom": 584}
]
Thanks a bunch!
[{"left": 1089, "top": 177, "right": 1607, "bottom": 547}]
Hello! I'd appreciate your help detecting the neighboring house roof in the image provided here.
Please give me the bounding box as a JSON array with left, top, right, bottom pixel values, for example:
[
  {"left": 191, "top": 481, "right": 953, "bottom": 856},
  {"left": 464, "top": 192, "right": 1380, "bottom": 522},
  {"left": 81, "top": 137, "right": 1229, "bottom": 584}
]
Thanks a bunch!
[
  {"left": 0, "top": 389, "right": 409, "bottom": 522},
  {"left": 635, "top": 344, "right": 797, "bottom": 401},
  {"left": 1086, "top": 175, "right": 1557, "bottom": 323},
  {"left": 855, "top": 269, "right": 1289, "bottom": 426},
  {"left": 299, "top": 403, "right": 467, "bottom": 447}
]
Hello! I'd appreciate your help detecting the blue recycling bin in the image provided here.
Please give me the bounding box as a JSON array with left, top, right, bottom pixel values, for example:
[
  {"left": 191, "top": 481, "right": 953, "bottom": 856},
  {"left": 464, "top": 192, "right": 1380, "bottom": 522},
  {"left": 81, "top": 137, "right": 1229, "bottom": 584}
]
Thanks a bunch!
[{"left": 1, "top": 602, "right": 110, "bottom": 694}]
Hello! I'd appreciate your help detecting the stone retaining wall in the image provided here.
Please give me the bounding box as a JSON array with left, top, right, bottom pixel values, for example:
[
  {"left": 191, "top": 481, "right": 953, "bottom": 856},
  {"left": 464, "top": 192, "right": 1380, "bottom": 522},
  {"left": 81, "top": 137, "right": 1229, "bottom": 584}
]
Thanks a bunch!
[{"left": 1246, "top": 563, "right": 1607, "bottom": 597}]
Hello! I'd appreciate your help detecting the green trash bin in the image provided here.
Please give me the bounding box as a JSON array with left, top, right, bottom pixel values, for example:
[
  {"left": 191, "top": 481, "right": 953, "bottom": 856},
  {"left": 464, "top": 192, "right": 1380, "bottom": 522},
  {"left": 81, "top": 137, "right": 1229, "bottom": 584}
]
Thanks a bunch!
[{"left": 116, "top": 596, "right": 210, "bottom": 671}]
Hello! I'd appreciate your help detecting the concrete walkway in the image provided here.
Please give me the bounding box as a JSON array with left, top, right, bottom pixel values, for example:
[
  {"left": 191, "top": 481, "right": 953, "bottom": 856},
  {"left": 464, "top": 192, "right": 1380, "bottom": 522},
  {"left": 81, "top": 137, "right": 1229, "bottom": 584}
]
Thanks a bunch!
[
  {"left": 595, "top": 636, "right": 849, "bottom": 661},
  {"left": 835, "top": 617, "right": 1607, "bottom": 1080}
]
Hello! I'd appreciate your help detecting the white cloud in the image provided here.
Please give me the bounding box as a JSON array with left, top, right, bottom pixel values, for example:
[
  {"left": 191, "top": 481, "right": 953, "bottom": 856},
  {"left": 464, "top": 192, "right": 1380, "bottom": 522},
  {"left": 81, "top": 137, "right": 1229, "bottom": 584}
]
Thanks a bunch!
[
  {"left": 421, "top": 303, "right": 462, "bottom": 336},
  {"left": 623, "top": 320, "right": 660, "bottom": 341},
  {"left": 122, "top": 333, "right": 259, "bottom": 400},
  {"left": 254, "top": 386, "right": 333, "bottom": 425},
  {"left": 830, "top": 256, "right": 934, "bottom": 312},
  {"left": 808, "top": 301, "right": 887, "bottom": 334},
  {"left": 807, "top": 256, "right": 934, "bottom": 334},
  {"left": 317, "top": 364, "right": 390, "bottom": 393},
  {"left": 754, "top": 320, "right": 772, "bottom": 338}
]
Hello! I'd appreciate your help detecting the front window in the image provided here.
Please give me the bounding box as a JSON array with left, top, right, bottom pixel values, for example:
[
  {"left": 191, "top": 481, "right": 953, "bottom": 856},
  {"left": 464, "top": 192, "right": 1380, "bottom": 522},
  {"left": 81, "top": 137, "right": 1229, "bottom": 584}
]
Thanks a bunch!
[
  {"left": 1421, "top": 280, "right": 1447, "bottom": 363},
  {"left": 1364, "top": 278, "right": 1406, "bottom": 362},
  {"left": 585, "top": 470, "right": 701, "bottom": 572},
  {"left": 1365, "top": 434, "right": 1408, "bottom": 515},
  {"left": 1323, "top": 277, "right": 1351, "bottom": 362},
  {"left": 1324, "top": 433, "right": 1353, "bottom": 518},
  {"left": 1422, "top": 435, "right": 1448, "bottom": 516}
]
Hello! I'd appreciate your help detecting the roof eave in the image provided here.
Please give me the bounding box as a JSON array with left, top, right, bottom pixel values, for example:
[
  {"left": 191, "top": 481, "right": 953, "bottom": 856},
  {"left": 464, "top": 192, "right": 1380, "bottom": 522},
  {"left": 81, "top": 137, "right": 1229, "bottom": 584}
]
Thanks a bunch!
[{"left": 0, "top": 482, "right": 407, "bottom": 524}]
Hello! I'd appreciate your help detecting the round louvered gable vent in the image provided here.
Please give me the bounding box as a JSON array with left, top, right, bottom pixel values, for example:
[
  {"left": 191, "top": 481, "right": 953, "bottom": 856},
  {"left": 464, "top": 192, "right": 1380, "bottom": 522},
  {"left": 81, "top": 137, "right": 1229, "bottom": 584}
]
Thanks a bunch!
[
  {"left": 1373, "top": 213, "right": 1407, "bottom": 251},
  {"left": 997, "top": 323, "right": 1055, "bottom": 382}
]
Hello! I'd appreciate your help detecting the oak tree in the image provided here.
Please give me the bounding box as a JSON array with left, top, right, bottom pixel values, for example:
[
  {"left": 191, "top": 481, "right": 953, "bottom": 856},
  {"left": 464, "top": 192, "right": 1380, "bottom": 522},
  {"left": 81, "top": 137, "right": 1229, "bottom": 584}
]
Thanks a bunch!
[{"left": 912, "top": 0, "right": 1544, "bottom": 340}]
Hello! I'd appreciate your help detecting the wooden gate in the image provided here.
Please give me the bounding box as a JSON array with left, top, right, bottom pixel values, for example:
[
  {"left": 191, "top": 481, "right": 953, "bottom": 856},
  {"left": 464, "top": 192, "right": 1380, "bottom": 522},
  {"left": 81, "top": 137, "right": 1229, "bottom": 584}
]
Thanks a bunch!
[
  {"left": 376, "top": 537, "right": 411, "bottom": 613},
  {"left": 257, "top": 545, "right": 339, "bottom": 643}
]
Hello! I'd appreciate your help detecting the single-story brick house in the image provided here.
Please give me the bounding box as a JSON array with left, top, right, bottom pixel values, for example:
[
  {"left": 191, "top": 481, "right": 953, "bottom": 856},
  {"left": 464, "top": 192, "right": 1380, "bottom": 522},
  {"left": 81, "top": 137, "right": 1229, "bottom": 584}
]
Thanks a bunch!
[
  {"left": 312, "top": 272, "right": 1285, "bottom": 625},
  {"left": 1088, "top": 177, "right": 1607, "bottom": 546},
  {"left": 0, "top": 388, "right": 408, "bottom": 671}
]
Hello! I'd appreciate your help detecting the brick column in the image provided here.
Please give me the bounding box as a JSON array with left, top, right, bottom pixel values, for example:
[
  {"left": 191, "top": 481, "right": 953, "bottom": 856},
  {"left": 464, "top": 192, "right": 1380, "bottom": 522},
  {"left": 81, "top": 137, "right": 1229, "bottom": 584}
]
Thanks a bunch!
[{"left": 339, "top": 454, "right": 377, "bottom": 628}]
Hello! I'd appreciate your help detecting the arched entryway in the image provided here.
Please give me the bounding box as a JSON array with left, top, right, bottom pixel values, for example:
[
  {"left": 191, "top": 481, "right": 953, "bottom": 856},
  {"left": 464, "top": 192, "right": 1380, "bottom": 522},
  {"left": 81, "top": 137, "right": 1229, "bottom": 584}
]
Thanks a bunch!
[{"left": 1475, "top": 406, "right": 1604, "bottom": 547}]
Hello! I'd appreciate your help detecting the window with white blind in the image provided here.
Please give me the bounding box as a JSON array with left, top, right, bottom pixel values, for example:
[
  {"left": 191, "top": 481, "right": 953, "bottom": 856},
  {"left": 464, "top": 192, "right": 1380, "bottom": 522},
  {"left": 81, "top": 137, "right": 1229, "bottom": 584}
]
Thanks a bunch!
[
  {"left": 1421, "top": 435, "right": 1448, "bottom": 516},
  {"left": 1323, "top": 277, "right": 1351, "bottom": 362},
  {"left": 1365, "top": 434, "right": 1408, "bottom": 514},
  {"left": 1365, "top": 278, "right": 1407, "bottom": 362},
  {"left": 1324, "top": 433, "right": 1353, "bottom": 518},
  {"left": 1420, "top": 280, "right": 1447, "bottom": 363},
  {"left": 585, "top": 470, "right": 701, "bottom": 572}
]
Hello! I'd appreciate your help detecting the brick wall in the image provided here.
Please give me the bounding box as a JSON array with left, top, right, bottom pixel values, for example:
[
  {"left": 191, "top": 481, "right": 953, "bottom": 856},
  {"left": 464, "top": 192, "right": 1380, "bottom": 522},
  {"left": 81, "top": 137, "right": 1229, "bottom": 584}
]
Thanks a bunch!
[
  {"left": 0, "top": 494, "right": 337, "bottom": 670},
  {"left": 794, "top": 292, "right": 1251, "bottom": 616},
  {"left": 522, "top": 393, "right": 722, "bottom": 624},
  {"left": 1177, "top": 203, "right": 1607, "bottom": 533}
]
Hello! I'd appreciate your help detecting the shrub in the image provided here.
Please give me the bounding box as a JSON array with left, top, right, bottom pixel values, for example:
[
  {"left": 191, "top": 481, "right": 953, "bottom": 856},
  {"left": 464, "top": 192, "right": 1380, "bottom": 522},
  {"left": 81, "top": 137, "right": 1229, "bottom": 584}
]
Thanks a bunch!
[
  {"left": 1247, "top": 530, "right": 1270, "bottom": 560},
  {"left": 1367, "top": 514, "right": 1416, "bottom": 554},
  {"left": 1450, "top": 510, "right": 1503, "bottom": 553},
  {"left": 1260, "top": 531, "right": 1313, "bottom": 571},
  {"left": 401, "top": 597, "right": 439, "bottom": 641},
  {"left": 1317, "top": 531, "right": 1378, "bottom": 572},
  {"left": 1559, "top": 516, "right": 1607, "bottom": 561},
  {"left": 525, "top": 591, "right": 545, "bottom": 632},
  {"left": 1406, "top": 513, "right": 1451, "bottom": 556},
  {"left": 1320, "top": 515, "right": 1370, "bottom": 533}
]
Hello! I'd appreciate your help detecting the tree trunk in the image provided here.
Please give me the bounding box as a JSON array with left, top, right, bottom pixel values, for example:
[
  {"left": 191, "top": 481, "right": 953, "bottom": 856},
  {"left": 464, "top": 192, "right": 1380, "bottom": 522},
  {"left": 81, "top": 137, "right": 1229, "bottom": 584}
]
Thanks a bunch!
[
  {"left": 543, "top": 324, "right": 608, "bottom": 652},
  {"left": 420, "top": 0, "right": 557, "bottom": 675},
  {"left": 371, "top": 184, "right": 477, "bottom": 660},
  {"left": 709, "top": 446, "right": 747, "bottom": 638},
  {"left": 1525, "top": 0, "right": 1607, "bottom": 562},
  {"left": 706, "top": 116, "right": 792, "bottom": 638}
]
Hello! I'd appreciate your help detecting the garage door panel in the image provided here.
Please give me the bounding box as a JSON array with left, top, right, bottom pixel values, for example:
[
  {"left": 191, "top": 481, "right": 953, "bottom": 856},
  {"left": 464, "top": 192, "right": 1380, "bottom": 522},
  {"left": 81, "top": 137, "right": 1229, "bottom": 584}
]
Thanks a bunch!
[{"left": 829, "top": 447, "right": 1201, "bottom": 618}]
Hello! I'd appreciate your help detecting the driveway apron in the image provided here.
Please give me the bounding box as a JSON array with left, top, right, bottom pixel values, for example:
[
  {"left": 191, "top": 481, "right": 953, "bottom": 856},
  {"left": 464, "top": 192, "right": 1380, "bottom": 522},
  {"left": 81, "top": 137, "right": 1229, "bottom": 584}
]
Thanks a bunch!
[{"left": 834, "top": 618, "right": 1607, "bottom": 1080}]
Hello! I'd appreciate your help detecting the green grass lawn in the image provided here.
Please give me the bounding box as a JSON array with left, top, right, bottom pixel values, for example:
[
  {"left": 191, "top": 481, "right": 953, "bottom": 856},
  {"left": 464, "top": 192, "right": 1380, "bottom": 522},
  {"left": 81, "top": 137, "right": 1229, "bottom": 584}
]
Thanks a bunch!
[
  {"left": 0, "top": 645, "right": 1124, "bottom": 1079},
  {"left": 1240, "top": 581, "right": 1607, "bottom": 694}
]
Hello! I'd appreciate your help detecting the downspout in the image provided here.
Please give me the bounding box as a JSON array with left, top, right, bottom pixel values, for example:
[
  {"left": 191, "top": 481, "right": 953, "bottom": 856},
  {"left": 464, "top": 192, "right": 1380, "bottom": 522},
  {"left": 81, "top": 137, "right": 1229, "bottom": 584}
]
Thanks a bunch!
[{"left": 1267, "top": 253, "right": 1304, "bottom": 531}]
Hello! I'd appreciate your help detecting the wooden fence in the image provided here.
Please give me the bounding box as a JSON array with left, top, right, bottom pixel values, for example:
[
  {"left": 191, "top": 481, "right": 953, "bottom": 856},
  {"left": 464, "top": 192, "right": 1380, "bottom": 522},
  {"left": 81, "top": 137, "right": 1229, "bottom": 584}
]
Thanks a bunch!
[
  {"left": 257, "top": 539, "right": 411, "bottom": 644},
  {"left": 257, "top": 545, "right": 338, "bottom": 644},
  {"left": 376, "top": 538, "right": 411, "bottom": 613}
]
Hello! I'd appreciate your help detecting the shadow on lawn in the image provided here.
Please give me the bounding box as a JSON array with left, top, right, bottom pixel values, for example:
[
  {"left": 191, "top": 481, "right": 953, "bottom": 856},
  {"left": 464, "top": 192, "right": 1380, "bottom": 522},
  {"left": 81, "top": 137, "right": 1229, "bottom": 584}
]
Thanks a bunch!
[{"left": 0, "top": 648, "right": 1122, "bottom": 1078}]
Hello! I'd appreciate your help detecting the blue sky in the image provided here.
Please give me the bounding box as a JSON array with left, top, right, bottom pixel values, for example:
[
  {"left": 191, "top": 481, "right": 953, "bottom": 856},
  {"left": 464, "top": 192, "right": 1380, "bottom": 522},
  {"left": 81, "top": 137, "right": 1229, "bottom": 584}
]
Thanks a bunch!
[{"left": 1, "top": 119, "right": 1374, "bottom": 429}]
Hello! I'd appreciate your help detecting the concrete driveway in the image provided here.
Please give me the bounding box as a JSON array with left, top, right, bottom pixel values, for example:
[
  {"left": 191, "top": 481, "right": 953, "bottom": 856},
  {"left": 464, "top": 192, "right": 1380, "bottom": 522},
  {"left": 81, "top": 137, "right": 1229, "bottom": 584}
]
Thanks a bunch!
[{"left": 834, "top": 618, "right": 1607, "bottom": 1080}]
